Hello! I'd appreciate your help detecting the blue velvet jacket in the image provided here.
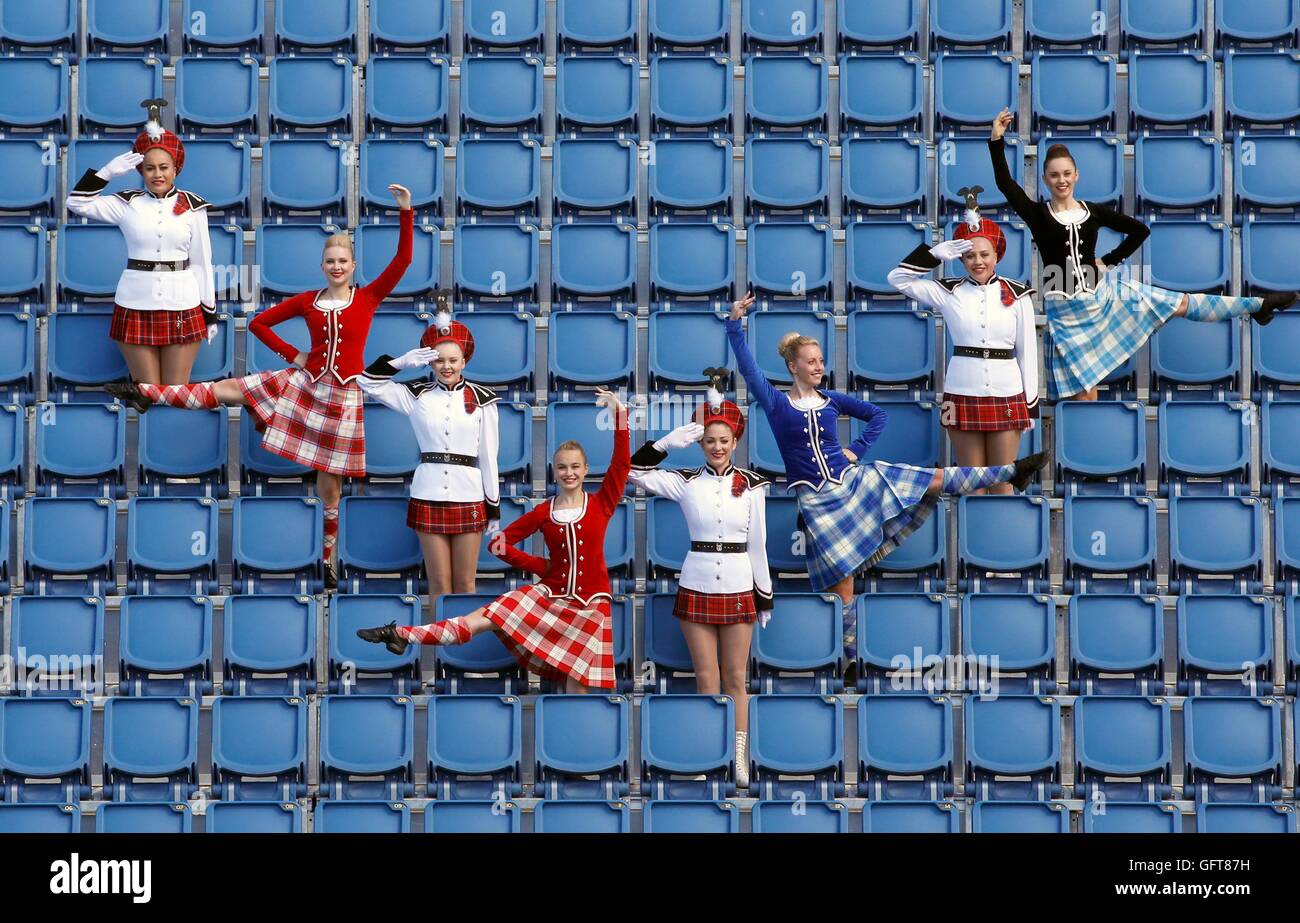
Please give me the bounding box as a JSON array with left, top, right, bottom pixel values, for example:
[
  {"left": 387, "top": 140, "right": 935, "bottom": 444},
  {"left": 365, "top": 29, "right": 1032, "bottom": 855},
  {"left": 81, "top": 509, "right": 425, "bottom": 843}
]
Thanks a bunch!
[{"left": 725, "top": 317, "right": 889, "bottom": 492}]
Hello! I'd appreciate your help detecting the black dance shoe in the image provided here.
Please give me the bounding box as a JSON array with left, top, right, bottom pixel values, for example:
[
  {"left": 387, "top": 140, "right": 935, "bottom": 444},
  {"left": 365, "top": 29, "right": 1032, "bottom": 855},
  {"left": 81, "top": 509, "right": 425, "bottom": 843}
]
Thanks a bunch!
[
  {"left": 106, "top": 380, "right": 153, "bottom": 414},
  {"left": 1011, "top": 450, "right": 1050, "bottom": 493},
  {"left": 1253, "top": 290, "right": 1297, "bottom": 327},
  {"left": 356, "top": 621, "right": 409, "bottom": 656}
]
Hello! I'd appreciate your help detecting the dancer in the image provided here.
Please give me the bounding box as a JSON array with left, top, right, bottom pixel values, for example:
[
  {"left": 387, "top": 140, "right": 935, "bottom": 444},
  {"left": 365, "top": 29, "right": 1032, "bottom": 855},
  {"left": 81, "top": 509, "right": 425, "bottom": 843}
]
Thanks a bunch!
[
  {"left": 628, "top": 377, "right": 773, "bottom": 788},
  {"left": 356, "top": 293, "right": 501, "bottom": 607},
  {"left": 724, "top": 293, "right": 1047, "bottom": 666},
  {"left": 357, "top": 387, "right": 629, "bottom": 693},
  {"left": 888, "top": 196, "right": 1039, "bottom": 494},
  {"left": 989, "top": 109, "right": 1296, "bottom": 401},
  {"left": 109, "top": 186, "right": 416, "bottom": 589},
  {"left": 65, "top": 99, "right": 215, "bottom": 386}
]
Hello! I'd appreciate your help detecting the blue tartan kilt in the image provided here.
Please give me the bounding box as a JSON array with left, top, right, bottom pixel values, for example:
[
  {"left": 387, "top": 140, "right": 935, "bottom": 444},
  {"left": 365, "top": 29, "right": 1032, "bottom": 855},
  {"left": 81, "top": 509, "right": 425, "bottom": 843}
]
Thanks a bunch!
[
  {"left": 796, "top": 462, "right": 939, "bottom": 592},
  {"left": 1045, "top": 275, "right": 1183, "bottom": 399}
]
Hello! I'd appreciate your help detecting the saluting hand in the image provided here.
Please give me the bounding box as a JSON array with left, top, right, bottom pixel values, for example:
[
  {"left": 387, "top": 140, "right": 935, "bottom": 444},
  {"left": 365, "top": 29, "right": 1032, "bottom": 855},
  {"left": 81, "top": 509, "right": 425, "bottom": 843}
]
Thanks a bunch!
[
  {"left": 390, "top": 346, "right": 438, "bottom": 370},
  {"left": 729, "top": 291, "right": 756, "bottom": 321},
  {"left": 97, "top": 151, "right": 144, "bottom": 181},
  {"left": 990, "top": 108, "right": 1014, "bottom": 141},
  {"left": 388, "top": 184, "right": 412, "bottom": 210}
]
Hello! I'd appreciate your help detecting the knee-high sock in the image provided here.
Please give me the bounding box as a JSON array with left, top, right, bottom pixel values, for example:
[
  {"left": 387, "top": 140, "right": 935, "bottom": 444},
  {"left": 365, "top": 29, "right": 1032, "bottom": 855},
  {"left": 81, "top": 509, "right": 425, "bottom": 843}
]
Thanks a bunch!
[
  {"left": 940, "top": 463, "right": 1017, "bottom": 494},
  {"left": 396, "top": 618, "right": 472, "bottom": 646},
  {"left": 842, "top": 598, "right": 857, "bottom": 663},
  {"left": 137, "top": 381, "right": 218, "bottom": 409},
  {"left": 1182, "top": 292, "right": 1263, "bottom": 323},
  {"left": 322, "top": 504, "right": 339, "bottom": 562}
]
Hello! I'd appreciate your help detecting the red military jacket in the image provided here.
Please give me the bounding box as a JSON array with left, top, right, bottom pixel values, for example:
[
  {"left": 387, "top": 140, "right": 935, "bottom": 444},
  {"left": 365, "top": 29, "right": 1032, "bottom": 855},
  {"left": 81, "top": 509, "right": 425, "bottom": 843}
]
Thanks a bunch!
[
  {"left": 494, "top": 413, "right": 630, "bottom": 606},
  {"left": 249, "top": 208, "right": 413, "bottom": 384}
]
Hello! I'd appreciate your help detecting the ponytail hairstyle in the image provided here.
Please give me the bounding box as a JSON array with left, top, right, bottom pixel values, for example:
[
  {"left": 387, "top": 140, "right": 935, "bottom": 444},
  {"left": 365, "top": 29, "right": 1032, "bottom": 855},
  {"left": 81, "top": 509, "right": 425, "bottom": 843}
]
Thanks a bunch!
[
  {"left": 1042, "top": 143, "right": 1077, "bottom": 173},
  {"left": 777, "top": 331, "right": 821, "bottom": 372}
]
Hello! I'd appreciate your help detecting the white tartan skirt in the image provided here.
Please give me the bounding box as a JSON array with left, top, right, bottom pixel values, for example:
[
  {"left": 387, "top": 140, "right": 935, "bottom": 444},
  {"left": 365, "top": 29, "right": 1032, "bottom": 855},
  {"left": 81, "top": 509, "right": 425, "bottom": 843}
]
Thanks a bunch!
[
  {"left": 481, "top": 584, "right": 615, "bottom": 690},
  {"left": 796, "top": 463, "right": 939, "bottom": 592},
  {"left": 238, "top": 368, "right": 367, "bottom": 477}
]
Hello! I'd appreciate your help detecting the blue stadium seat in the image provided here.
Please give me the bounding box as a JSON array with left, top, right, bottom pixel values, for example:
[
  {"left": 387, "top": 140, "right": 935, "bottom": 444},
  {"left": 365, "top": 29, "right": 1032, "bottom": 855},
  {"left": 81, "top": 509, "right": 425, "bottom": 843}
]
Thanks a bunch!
[
  {"left": 648, "top": 0, "right": 728, "bottom": 52},
  {"left": 0, "top": 57, "right": 68, "bottom": 137},
  {"left": 866, "top": 500, "right": 947, "bottom": 592},
  {"left": 262, "top": 139, "right": 347, "bottom": 223},
  {"left": 749, "top": 694, "right": 844, "bottom": 801},
  {"left": 423, "top": 800, "right": 520, "bottom": 833},
  {"left": 742, "top": 0, "right": 822, "bottom": 53},
  {"left": 1184, "top": 696, "right": 1283, "bottom": 801},
  {"left": 138, "top": 406, "right": 228, "bottom": 499},
  {"left": 256, "top": 224, "right": 339, "bottom": 296},
  {"left": 935, "top": 52, "right": 1018, "bottom": 134},
  {"left": 1120, "top": 0, "right": 1204, "bottom": 54},
  {"left": 1063, "top": 496, "right": 1158, "bottom": 594},
  {"left": 274, "top": 0, "right": 356, "bottom": 56},
  {"left": 206, "top": 228, "right": 243, "bottom": 302},
  {"left": 238, "top": 412, "right": 312, "bottom": 495},
  {"left": 360, "top": 402, "right": 419, "bottom": 493},
  {"left": 745, "top": 137, "right": 831, "bottom": 218},
  {"left": 1055, "top": 400, "right": 1146, "bottom": 495},
  {"left": 1225, "top": 50, "right": 1300, "bottom": 132},
  {"left": 643, "top": 800, "right": 741, "bottom": 833},
  {"left": 314, "top": 800, "right": 410, "bottom": 833},
  {"left": 206, "top": 802, "right": 304, "bottom": 834},
  {"left": 0, "top": 698, "right": 91, "bottom": 803},
  {"left": 839, "top": 0, "right": 920, "bottom": 52},
  {"left": 857, "top": 594, "right": 951, "bottom": 694},
  {"left": 1031, "top": 52, "right": 1117, "bottom": 137},
  {"left": 57, "top": 223, "right": 123, "bottom": 301},
  {"left": 648, "top": 222, "right": 735, "bottom": 304},
  {"left": 971, "top": 800, "right": 1069, "bottom": 833},
  {"left": 34, "top": 402, "right": 125, "bottom": 499},
  {"left": 125, "top": 497, "right": 219, "bottom": 596},
  {"left": 47, "top": 314, "right": 129, "bottom": 401},
  {"left": 1178, "top": 595, "right": 1274, "bottom": 695},
  {"left": 369, "top": 0, "right": 451, "bottom": 54},
  {"left": 1263, "top": 401, "right": 1300, "bottom": 496},
  {"left": 223, "top": 594, "right": 317, "bottom": 696},
  {"left": 849, "top": 400, "right": 939, "bottom": 468},
  {"left": 649, "top": 55, "right": 732, "bottom": 135},
  {"left": 558, "top": 0, "right": 637, "bottom": 52},
  {"left": 1083, "top": 802, "right": 1182, "bottom": 833},
  {"left": 752, "top": 594, "right": 843, "bottom": 694},
  {"left": 0, "top": 0, "right": 76, "bottom": 56},
  {"left": 938, "top": 135, "right": 1026, "bottom": 214},
  {"left": 460, "top": 54, "right": 544, "bottom": 134},
  {"left": 966, "top": 695, "right": 1063, "bottom": 800},
  {"left": 1074, "top": 695, "right": 1173, "bottom": 802},
  {"left": 7, "top": 596, "right": 104, "bottom": 697},
  {"left": 1025, "top": 0, "right": 1107, "bottom": 53},
  {"left": 0, "top": 140, "right": 57, "bottom": 221},
  {"left": 365, "top": 55, "right": 449, "bottom": 137},
  {"left": 453, "top": 223, "right": 540, "bottom": 307},
  {"left": 846, "top": 220, "right": 929, "bottom": 300},
  {"left": 1253, "top": 316, "right": 1300, "bottom": 403},
  {"left": 182, "top": 0, "right": 264, "bottom": 56},
  {"left": 544, "top": 400, "right": 619, "bottom": 481},
  {"left": 119, "top": 595, "right": 214, "bottom": 696},
  {"left": 533, "top": 800, "right": 630, "bottom": 833},
  {"left": 364, "top": 312, "right": 433, "bottom": 374},
  {"left": 1128, "top": 50, "right": 1214, "bottom": 133},
  {"left": 0, "top": 498, "right": 9, "bottom": 594},
  {"left": 866, "top": 800, "right": 965, "bottom": 834},
  {"left": 551, "top": 223, "right": 637, "bottom": 304},
  {"left": 0, "top": 804, "right": 80, "bottom": 833},
  {"left": 751, "top": 799, "right": 849, "bottom": 833},
  {"left": 0, "top": 314, "right": 35, "bottom": 404},
  {"left": 1216, "top": 0, "right": 1300, "bottom": 53},
  {"left": 841, "top": 136, "right": 927, "bottom": 219},
  {"left": 745, "top": 310, "right": 834, "bottom": 386},
  {"left": 643, "top": 593, "right": 699, "bottom": 692},
  {"left": 858, "top": 694, "right": 954, "bottom": 800},
  {"left": 464, "top": 0, "right": 544, "bottom": 53},
  {"left": 553, "top": 138, "right": 637, "bottom": 220},
  {"left": 1070, "top": 594, "right": 1165, "bottom": 696},
  {"left": 87, "top": 0, "right": 167, "bottom": 55},
  {"left": 556, "top": 55, "right": 638, "bottom": 134},
  {"left": 1235, "top": 135, "right": 1300, "bottom": 220},
  {"left": 548, "top": 311, "right": 635, "bottom": 397},
  {"left": 211, "top": 696, "right": 308, "bottom": 801},
  {"left": 1280, "top": 498, "right": 1300, "bottom": 592},
  {"left": 24, "top": 497, "right": 115, "bottom": 596},
  {"left": 1243, "top": 219, "right": 1300, "bottom": 295},
  {"left": 319, "top": 695, "right": 415, "bottom": 800},
  {"left": 1169, "top": 496, "right": 1264, "bottom": 594},
  {"left": 931, "top": 0, "right": 1013, "bottom": 51},
  {"left": 268, "top": 56, "right": 351, "bottom": 136},
  {"left": 1135, "top": 135, "right": 1223, "bottom": 216},
  {"left": 355, "top": 222, "right": 439, "bottom": 297},
  {"left": 361, "top": 139, "right": 443, "bottom": 224},
  {"left": 1158, "top": 401, "right": 1251, "bottom": 495},
  {"left": 961, "top": 593, "right": 1055, "bottom": 693},
  {"left": 95, "top": 802, "right": 191, "bottom": 833},
  {"left": 79, "top": 55, "right": 163, "bottom": 135},
  {"left": 431, "top": 593, "right": 528, "bottom": 694},
  {"left": 838, "top": 52, "right": 924, "bottom": 135},
  {"left": 846, "top": 310, "right": 934, "bottom": 398},
  {"left": 957, "top": 495, "right": 1051, "bottom": 593},
  {"left": 427, "top": 695, "right": 522, "bottom": 799},
  {"left": 745, "top": 54, "right": 829, "bottom": 135},
  {"left": 0, "top": 226, "right": 42, "bottom": 301},
  {"left": 457, "top": 313, "right": 534, "bottom": 395},
  {"left": 175, "top": 56, "right": 259, "bottom": 136},
  {"left": 0, "top": 407, "right": 20, "bottom": 502},
  {"left": 641, "top": 695, "right": 736, "bottom": 799},
  {"left": 1150, "top": 316, "right": 1239, "bottom": 401},
  {"left": 231, "top": 496, "right": 324, "bottom": 594},
  {"left": 182, "top": 140, "right": 253, "bottom": 226},
  {"left": 337, "top": 496, "right": 424, "bottom": 595},
  {"left": 646, "top": 496, "right": 690, "bottom": 585},
  {"left": 747, "top": 222, "right": 833, "bottom": 301},
  {"left": 103, "top": 697, "right": 199, "bottom": 802},
  {"left": 1197, "top": 802, "right": 1299, "bottom": 834},
  {"left": 535, "top": 695, "right": 629, "bottom": 799}
]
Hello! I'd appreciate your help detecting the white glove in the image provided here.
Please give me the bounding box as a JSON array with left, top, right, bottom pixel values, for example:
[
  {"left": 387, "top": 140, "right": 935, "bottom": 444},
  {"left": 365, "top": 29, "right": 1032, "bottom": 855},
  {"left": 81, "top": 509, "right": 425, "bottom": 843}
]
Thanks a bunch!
[
  {"left": 653, "top": 422, "right": 704, "bottom": 452},
  {"left": 759, "top": 611, "right": 772, "bottom": 629},
  {"left": 929, "top": 239, "right": 973, "bottom": 262},
  {"left": 96, "top": 151, "right": 144, "bottom": 181},
  {"left": 389, "top": 346, "right": 438, "bottom": 370},
  {"left": 206, "top": 324, "right": 219, "bottom": 343}
]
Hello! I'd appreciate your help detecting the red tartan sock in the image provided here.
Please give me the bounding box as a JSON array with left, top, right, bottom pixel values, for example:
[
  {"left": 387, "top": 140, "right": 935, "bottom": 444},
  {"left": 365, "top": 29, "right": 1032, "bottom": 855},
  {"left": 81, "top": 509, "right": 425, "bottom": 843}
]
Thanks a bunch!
[
  {"left": 396, "top": 618, "right": 473, "bottom": 646},
  {"left": 322, "top": 504, "right": 339, "bottom": 562},
  {"left": 137, "top": 381, "right": 218, "bottom": 410}
]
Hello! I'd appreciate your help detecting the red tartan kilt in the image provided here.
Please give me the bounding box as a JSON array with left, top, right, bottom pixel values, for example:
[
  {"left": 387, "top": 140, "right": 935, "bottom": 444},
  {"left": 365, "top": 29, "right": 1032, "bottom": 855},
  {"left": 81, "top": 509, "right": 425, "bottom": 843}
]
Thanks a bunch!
[
  {"left": 940, "top": 392, "right": 1031, "bottom": 432},
  {"left": 110, "top": 305, "right": 206, "bottom": 345},
  {"left": 673, "top": 586, "right": 758, "bottom": 625},
  {"left": 481, "top": 585, "right": 615, "bottom": 690},
  {"left": 237, "top": 368, "right": 367, "bottom": 477},
  {"left": 407, "top": 498, "right": 487, "bottom": 534}
]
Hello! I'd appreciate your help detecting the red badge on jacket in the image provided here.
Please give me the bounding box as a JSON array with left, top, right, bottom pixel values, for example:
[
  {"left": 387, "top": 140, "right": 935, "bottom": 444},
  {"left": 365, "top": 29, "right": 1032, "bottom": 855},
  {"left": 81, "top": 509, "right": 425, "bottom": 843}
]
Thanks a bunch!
[{"left": 731, "top": 471, "right": 745, "bottom": 497}]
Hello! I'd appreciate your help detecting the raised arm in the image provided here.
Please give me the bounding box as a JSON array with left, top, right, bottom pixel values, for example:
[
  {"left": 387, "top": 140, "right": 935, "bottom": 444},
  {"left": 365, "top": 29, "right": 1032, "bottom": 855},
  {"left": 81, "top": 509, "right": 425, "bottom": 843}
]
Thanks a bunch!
[
  {"left": 594, "top": 395, "right": 631, "bottom": 515},
  {"left": 355, "top": 352, "right": 427, "bottom": 414},
  {"left": 494, "top": 503, "right": 550, "bottom": 577},
  {"left": 887, "top": 240, "right": 972, "bottom": 317},
  {"left": 724, "top": 294, "right": 782, "bottom": 414},
  {"left": 1091, "top": 203, "right": 1151, "bottom": 268},
  {"left": 361, "top": 192, "right": 414, "bottom": 302},
  {"left": 627, "top": 423, "right": 701, "bottom": 501},
  {"left": 987, "top": 114, "right": 1037, "bottom": 224},
  {"left": 64, "top": 152, "right": 141, "bottom": 224},
  {"left": 248, "top": 291, "right": 314, "bottom": 365}
]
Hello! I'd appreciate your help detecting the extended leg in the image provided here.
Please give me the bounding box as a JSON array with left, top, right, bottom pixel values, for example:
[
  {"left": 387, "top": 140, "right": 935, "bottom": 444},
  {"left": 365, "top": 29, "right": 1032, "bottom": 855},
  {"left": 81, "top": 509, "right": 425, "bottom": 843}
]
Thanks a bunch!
[
  {"left": 1176, "top": 290, "right": 1297, "bottom": 325},
  {"left": 983, "top": 430, "right": 1023, "bottom": 496}
]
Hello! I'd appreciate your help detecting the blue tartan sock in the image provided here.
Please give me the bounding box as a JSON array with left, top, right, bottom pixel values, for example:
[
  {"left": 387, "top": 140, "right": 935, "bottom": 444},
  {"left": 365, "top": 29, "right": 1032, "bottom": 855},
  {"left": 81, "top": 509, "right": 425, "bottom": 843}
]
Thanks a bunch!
[
  {"left": 1183, "top": 292, "right": 1263, "bottom": 322},
  {"left": 842, "top": 600, "right": 857, "bottom": 663},
  {"left": 940, "top": 464, "right": 1017, "bottom": 494}
]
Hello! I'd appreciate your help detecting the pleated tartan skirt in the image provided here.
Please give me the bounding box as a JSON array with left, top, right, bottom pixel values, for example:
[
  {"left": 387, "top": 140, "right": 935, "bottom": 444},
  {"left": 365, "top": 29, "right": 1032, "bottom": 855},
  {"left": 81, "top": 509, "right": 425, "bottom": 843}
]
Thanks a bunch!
[
  {"left": 238, "top": 368, "right": 367, "bottom": 477},
  {"left": 110, "top": 305, "right": 206, "bottom": 345},
  {"left": 481, "top": 584, "right": 615, "bottom": 690},
  {"left": 407, "top": 498, "right": 488, "bottom": 535}
]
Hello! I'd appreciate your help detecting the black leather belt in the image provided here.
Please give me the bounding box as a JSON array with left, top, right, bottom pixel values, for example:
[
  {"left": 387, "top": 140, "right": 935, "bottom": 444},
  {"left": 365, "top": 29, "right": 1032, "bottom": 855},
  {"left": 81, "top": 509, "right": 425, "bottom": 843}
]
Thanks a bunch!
[
  {"left": 420, "top": 451, "right": 477, "bottom": 467},
  {"left": 954, "top": 346, "right": 1014, "bottom": 360},
  {"left": 127, "top": 259, "right": 190, "bottom": 272},
  {"left": 691, "top": 541, "right": 748, "bottom": 553}
]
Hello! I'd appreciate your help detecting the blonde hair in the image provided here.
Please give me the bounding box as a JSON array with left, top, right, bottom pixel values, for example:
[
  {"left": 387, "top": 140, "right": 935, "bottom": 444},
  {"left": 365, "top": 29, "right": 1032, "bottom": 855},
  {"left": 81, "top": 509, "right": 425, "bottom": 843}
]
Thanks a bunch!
[
  {"left": 322, "top": 233, "right": 354, "bottom": 256},
  {"left": 554, "top": 440, "right": 588, "bottom": 464},
  {"left": 777, "top": 331, "right": 821, "bottom": 366}
]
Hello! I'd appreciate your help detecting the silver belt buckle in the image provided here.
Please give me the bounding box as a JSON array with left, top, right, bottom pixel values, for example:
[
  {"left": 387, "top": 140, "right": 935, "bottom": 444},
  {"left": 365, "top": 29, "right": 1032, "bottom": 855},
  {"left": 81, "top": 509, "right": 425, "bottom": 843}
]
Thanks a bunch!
[{"left": 982, "top": 348, "right": 990, "bottom": 359}]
